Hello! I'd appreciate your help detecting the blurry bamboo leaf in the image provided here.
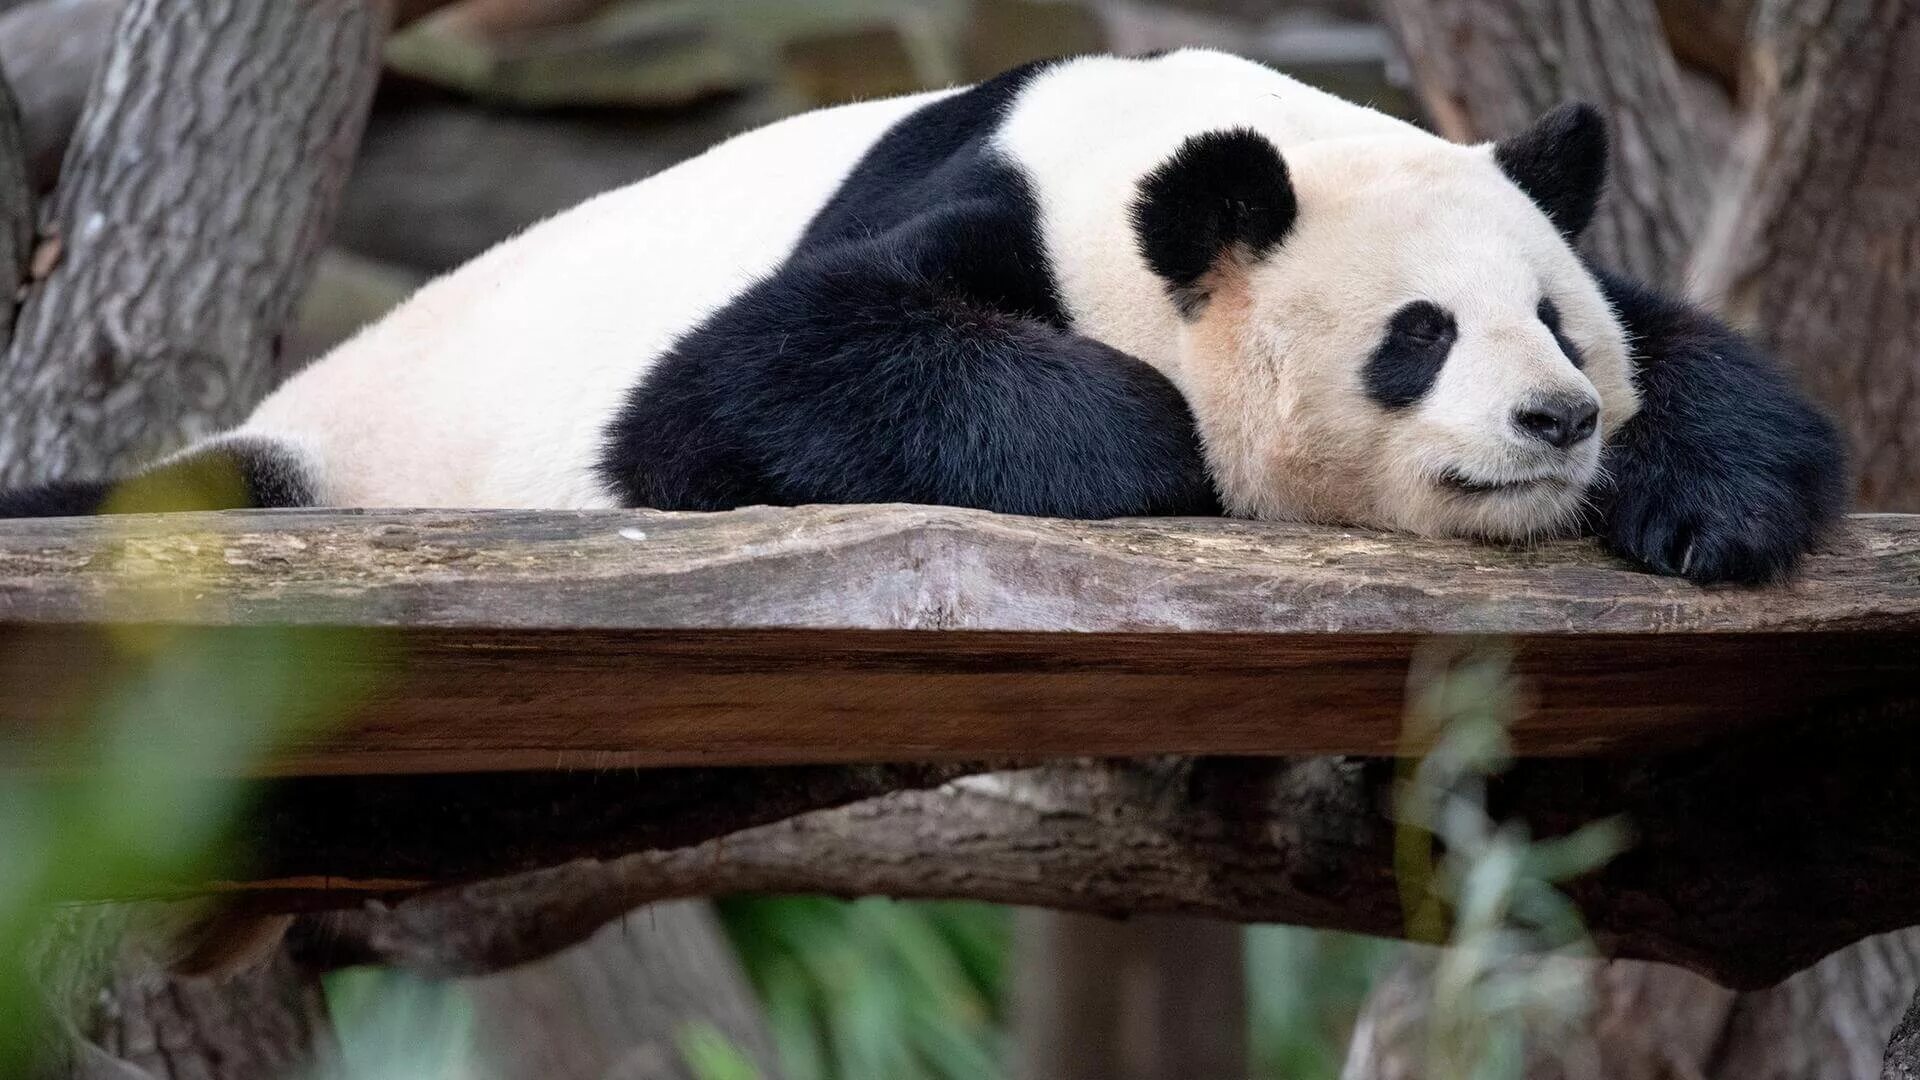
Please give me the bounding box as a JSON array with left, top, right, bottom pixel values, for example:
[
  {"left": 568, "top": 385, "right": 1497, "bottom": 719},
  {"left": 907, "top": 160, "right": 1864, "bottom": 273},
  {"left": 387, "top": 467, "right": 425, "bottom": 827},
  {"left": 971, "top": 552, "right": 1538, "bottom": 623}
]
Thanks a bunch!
[
  {"left": 0, "top": 618, "right": 392, "bottom": 1073},
  {"left": 679, "top": 1020, "right": 765, "bottom": 1080},
  {"left": 323, "top": 967, "right": 478, "bottom": 1080},
  {"left": 1390, "top": 641, "right": 1629, "bottom": 1080},
  {"left": 1247, "top": 925, "right": 1398, "bottom": 1080},
  {"left": 718, "top": 896, "right": 1008, "bottom": 1080}
]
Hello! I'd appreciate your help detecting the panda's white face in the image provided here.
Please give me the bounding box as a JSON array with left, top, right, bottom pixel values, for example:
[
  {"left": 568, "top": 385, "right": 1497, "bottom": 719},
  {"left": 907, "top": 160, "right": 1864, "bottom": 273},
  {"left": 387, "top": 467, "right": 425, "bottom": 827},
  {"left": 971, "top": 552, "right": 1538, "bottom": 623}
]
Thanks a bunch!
[{"left": 1176, "top": 136, "right": 1638, "bottom": 541}]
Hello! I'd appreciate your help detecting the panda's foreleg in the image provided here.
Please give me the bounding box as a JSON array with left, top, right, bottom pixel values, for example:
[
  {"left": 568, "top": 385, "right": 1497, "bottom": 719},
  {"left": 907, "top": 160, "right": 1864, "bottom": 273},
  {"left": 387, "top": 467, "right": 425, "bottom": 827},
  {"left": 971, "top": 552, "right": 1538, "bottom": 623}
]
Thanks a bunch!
[
  {"left": 0, "top": 436, "right": 315, "bottom": 518},
  {"left": 1587, "top": 269, "right": 1846, "bottom": 584},
  {"left": 599, "top": 242, "right": 1221, "bottom": 519}
]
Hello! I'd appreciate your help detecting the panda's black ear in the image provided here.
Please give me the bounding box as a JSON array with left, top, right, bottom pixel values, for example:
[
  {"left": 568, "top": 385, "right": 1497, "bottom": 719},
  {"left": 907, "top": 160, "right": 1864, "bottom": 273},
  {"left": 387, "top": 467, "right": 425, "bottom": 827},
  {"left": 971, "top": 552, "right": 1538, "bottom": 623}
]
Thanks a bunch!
[
  {"left": 1494, "top": 103, "right": 1609, "bottom": 239},
  {"left": 1131, "top": 128, "right": 1296, "bottom": 316}
]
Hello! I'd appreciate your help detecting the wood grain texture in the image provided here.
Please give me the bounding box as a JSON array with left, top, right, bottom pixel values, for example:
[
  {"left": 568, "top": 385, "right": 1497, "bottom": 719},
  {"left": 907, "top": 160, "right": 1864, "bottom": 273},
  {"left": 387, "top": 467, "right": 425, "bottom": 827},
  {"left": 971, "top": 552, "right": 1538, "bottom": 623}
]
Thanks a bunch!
[
  {"left": 0, "top": 0, "right": 389, "bottom": 487},
  {"left": 0, "top": 506, "right": 1915, "bottom": 774}
]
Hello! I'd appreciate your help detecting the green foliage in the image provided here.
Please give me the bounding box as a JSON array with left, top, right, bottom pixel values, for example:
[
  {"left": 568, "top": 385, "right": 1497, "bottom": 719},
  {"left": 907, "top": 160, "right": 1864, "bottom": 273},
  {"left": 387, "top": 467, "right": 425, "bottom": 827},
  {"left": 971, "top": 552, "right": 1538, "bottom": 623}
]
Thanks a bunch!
[
  {"left": 1247, "top": 926, "right": 1399, "bottom": 1080},
  {"left": 1393, "top": 642, "right": 1628, "bottom": 1080},
  {"left": 323, "top": 967, "right": 479, "bottom": 1080},
  {"left": 679, "top": 1020, "right": 767, "bottom": 1080},
  {"left": 0, "top": 623, "right": 387, "bottom": 1074},
  {"left": 716, "top": 896, "right": 1008, "bottom": 1080}
]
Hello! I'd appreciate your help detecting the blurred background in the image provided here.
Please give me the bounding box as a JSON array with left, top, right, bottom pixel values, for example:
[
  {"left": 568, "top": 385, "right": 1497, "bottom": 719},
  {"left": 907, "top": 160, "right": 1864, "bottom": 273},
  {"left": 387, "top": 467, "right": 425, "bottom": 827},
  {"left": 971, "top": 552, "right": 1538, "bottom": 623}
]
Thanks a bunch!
[{"left": 1, "top": 0, "right": 1915, "bottom": 1077}]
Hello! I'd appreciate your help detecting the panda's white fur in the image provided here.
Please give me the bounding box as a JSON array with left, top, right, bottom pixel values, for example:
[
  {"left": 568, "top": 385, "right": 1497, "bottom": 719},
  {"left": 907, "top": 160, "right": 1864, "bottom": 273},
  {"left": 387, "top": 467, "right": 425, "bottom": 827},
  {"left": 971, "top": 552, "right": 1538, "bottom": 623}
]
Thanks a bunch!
[
  {"left": 237, "top": 49, "right": 1630, "bottom": 540},
  {"left": 239, "top": 87, "right": 956, "bottom": 510}
]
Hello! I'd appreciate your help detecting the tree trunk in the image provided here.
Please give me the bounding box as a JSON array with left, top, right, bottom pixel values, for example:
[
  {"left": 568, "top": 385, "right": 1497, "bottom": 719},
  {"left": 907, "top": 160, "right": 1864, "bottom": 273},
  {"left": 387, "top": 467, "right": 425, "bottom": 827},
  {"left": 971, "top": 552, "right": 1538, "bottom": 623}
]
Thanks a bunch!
[
  {"left": 1013, "top": 911, "right": 1246, "bottom": 1080},
  {"left": 1377, "top": 0, "right": 1711, "bottom": 289},
  {"left": 1651, "top": 0, "right": 1753, "bottom": 94},
  {"left": 1886, "top": 979, "right": 1920, "bottom": 1079},
  {"left": 1347, "top": 934, "right": 1920, "bottom": 1078},
  {"left": 1689, "top": 0, "right": 1920, "bottom": 511},
  {"left": 0, "top": 45, "right": 29, "bottom": 345},
  {"left": 0, "top": 0, "right": 389, "bottom": 488},
  {"left": 1341, "top": 951, "right": 1737, "bottom": 1080},
  {"left": 84, "top": 952, "right": 341, "bottom": 1080}
]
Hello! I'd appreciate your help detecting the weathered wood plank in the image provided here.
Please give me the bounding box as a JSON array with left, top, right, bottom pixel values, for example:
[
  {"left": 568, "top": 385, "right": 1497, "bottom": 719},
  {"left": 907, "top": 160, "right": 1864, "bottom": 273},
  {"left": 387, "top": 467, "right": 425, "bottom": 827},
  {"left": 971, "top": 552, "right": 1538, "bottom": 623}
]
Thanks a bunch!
[
  {"left": 1, "top": 506, "right": 1915, "bottom": 773},
  {"left": 3, "top": 505, "right": 1916, "bottom": 633}
]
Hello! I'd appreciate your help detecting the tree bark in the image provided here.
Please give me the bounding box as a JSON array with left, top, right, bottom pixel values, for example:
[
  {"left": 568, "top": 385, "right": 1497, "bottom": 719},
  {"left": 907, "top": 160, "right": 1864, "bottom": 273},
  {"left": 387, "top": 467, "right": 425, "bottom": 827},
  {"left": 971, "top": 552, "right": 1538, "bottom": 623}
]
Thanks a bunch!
[
  {"left": 1341, "top": 950, "right": 1737, "bottom": 1080},
  {"left": 1013, "top": 910, "right": 1246, "bottom": 1080},
  {"left": 298, "top": 703, "right": 1920, "bottom": 992},
  {"left": 0, "top": 0, "right": 389, "bottom": 488},
  {"left": 1377, "top": 0, "right": 1711, "bottom": 289},
  {"left": 1651, "top": 0, "right": 1754, "bottom": 94},
  {"left": 1887, "top": 975, "right": 1920, "bottom": 1079},
  {"left": 0, "top": 39, "right": 29, "bottom": 347},
  {"left": 1690, "top": 0, "right": 1920, "bottom": 511},
  {"left": 1347, "top": 932, "right": 1920, "bottom": 1078},
  {"left": 0, "top": 0, "right": 122, "bottom": 194},
  {"left": 83, "top": 951, "right": 341, "bottom": 1080}
]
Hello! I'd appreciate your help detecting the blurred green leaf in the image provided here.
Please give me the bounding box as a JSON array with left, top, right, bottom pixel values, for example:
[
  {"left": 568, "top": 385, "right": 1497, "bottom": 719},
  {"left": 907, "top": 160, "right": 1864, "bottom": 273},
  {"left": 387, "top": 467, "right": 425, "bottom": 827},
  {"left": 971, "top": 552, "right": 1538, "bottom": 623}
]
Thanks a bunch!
[
  {"left": 679, "top": 1019, "right": 765, "bottom": 1080},
  {"left": 323, "top": 967, "right": 478, "bottom": 1080},
  {"left": 717, "top": 896, "right": 1008, "bottom": 1080}
]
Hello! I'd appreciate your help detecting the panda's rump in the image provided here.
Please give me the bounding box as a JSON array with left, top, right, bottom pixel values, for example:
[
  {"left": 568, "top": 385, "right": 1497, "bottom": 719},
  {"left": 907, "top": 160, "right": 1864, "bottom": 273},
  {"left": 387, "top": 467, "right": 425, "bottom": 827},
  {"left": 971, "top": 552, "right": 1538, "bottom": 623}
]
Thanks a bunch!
[{"left": 238, "top": 88, "right": 954, "bottom": 510}]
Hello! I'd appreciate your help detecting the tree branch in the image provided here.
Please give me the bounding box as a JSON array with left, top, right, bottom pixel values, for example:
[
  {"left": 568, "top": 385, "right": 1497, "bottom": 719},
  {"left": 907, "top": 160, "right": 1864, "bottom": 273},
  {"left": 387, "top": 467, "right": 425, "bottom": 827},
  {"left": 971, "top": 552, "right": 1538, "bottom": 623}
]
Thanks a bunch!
[{"left": 310, "top": 692, "right": 1920, "bottom": 992}]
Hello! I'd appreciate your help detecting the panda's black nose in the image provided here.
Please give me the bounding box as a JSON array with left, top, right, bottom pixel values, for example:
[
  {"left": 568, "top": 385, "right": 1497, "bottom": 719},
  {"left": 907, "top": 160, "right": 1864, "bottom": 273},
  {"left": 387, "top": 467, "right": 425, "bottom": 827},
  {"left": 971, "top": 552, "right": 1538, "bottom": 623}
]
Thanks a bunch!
[{"left": 1514, "top": 396, "right": 1599, "bottom": 450}]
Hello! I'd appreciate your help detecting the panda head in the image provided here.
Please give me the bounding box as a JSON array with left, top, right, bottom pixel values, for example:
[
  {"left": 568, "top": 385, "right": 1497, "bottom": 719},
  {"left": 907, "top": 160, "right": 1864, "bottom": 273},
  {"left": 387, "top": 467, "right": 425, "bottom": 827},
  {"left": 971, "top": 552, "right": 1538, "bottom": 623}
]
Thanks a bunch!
[{"left": 1131, "top": 105, "right": 1639, "bottom": 541}]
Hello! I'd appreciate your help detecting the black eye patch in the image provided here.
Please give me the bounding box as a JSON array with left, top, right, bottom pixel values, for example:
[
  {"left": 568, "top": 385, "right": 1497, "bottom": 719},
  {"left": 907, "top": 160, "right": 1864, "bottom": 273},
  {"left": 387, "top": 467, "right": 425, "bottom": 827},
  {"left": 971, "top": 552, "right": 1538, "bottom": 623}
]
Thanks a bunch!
[
  {"left": 1538, "top": 297, "right": 1585, "bottom": 369},
  {"left": 1364, "top": 300, "right": 1458, "bottom": 409}
]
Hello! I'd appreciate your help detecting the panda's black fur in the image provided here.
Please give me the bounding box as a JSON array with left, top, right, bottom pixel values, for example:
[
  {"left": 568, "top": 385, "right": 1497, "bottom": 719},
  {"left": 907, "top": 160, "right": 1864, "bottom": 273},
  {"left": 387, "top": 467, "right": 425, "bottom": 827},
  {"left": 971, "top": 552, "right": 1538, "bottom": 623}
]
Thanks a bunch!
[
  {"left": 0, "top": 55, "right": 1846, "bottom": 586},
  {"left": 600, "top": 58, "right": 1222, "bottom": 519},
  {"left": 1587, "top": 270, "right": 1847, "bottom": 583}
]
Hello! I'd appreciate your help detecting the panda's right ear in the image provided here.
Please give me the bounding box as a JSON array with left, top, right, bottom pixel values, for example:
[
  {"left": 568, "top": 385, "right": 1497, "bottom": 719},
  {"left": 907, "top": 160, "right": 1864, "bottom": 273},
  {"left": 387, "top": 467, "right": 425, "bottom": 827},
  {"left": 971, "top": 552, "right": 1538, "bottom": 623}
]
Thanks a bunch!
[
  {"left": 1494, "top": 103, "right": 1609, "bottom": 240},
  {"left": 1131, "top": 128, "right": 1296, "bottom": 317}
]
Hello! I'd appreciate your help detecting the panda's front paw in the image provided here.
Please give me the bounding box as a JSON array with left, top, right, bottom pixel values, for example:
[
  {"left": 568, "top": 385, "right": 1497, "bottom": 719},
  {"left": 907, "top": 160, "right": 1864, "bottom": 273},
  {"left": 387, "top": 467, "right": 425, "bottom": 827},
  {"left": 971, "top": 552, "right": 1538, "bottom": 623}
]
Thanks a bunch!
[
  {"left": 1604, "top": 476, "right": 1819, "bottom": 585},
  {"left": 1586, "top": 267, "right": 1848, "bottom": 586},
  {"left": 1598, "top": 404, "right": 1846, "bottom": 586}
]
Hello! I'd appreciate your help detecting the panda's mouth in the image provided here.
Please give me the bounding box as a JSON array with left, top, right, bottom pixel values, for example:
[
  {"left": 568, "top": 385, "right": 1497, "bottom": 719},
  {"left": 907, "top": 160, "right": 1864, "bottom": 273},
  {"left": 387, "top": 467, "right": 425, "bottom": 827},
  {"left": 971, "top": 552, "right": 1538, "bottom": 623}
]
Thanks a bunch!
[{"left": 1437, "top": 468, "right": 1568, "bottom": 496}]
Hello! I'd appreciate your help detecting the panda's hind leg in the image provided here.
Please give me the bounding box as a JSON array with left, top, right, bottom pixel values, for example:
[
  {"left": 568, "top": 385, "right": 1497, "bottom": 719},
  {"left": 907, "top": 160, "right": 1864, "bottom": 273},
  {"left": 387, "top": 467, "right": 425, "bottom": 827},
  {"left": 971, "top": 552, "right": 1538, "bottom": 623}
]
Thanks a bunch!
[{"left": 0, "top": 435, "right": 316, "bottom": 518}]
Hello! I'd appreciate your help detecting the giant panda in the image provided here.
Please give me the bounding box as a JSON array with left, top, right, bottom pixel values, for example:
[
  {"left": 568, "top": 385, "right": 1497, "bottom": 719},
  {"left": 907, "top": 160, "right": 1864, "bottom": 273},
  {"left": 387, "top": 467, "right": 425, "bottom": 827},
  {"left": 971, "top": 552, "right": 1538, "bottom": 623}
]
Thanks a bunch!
[{"left": 0, "top": 49, "right": 1845, "bottom": 584}]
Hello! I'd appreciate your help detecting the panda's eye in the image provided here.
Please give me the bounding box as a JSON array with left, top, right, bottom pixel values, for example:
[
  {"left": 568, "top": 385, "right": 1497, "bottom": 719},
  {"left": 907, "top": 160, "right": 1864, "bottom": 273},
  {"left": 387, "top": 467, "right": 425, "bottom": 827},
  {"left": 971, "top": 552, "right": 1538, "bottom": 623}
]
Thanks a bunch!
[
  {"left": 1366, "top": 301, "right": 1458, "bottom": 409},
  {"left": 1538, "top": 297, "right": 1585, "bottom": 369},
  {"left": 1389, "top": 301, "right": 1457, "bottom": 348}
]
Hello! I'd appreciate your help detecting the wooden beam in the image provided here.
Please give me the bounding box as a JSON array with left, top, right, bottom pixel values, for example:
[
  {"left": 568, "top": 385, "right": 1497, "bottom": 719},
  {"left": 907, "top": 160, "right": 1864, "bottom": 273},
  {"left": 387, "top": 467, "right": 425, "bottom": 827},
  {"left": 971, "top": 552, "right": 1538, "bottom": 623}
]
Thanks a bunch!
[{"left": 1, "top": 506, "right": 1916, "bottom": 775}]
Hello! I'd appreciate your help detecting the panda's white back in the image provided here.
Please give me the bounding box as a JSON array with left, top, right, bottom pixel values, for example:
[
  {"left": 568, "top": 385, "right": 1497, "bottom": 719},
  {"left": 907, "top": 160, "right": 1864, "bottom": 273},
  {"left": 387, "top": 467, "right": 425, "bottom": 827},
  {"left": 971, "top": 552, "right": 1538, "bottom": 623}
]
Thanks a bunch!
[
  {"left": 241, "top": 88, "right": 953, "bottom": 508},
  {"left": 239, "top": 50, "right": 1411, "bottom": 509}
]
